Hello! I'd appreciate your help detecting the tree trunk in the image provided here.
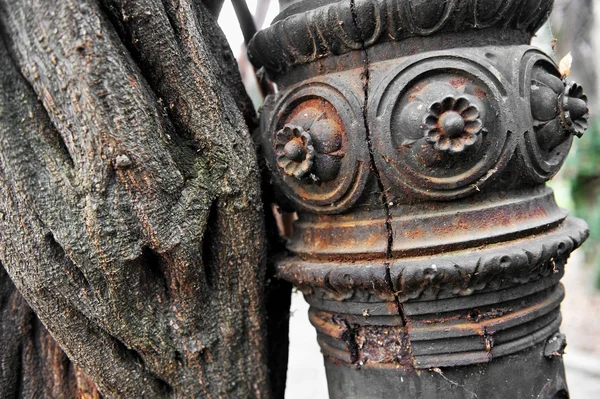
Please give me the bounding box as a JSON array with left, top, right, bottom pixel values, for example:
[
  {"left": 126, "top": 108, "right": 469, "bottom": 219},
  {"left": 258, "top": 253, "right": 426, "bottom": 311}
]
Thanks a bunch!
[
  {"left": 0, "top": 0, "right": 288, "bottom": 397},
  {"left": 1, "top": 263, "right": 101, "bottom": 398}
]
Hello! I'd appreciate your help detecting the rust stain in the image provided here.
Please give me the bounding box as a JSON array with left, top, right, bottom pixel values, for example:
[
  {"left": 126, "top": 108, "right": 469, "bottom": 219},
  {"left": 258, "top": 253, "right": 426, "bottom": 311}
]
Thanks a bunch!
[
  {"left": 448, "top": 77, "right": 467, "bottom": 88},
  {"left": 407, "top": 84, "right": 424, "bottom": 101},
  {"left": 474, "top": 86, "right": 487, "bottom": 100}
]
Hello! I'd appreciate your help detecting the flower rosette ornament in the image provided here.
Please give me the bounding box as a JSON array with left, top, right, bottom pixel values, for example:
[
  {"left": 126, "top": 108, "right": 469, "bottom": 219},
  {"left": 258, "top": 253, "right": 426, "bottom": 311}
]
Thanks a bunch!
[
  {"left": 422, "top": 95, "right": 485, "bottom": 154},
  {"left": 530, "top": 67, "right": 589, "bottom": 151},
  {"left": 560, "top": 82, "right": 588, "bottom": 138},
  {"left": 274, "top": 124, "right": 315, "bottom": 179}
]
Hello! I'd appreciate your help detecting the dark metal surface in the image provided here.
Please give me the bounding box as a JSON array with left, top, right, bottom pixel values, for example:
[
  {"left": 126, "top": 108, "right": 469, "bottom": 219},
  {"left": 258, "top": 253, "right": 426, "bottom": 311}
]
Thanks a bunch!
[
  {"left": 249, "top": 0, "right": 551, "bottom": 73},
  {"left": 323, "top": 340, "right": 569, "bottom": 399},
  {"left": 249, "top": 0, "right": 591, "bottom": 397}
]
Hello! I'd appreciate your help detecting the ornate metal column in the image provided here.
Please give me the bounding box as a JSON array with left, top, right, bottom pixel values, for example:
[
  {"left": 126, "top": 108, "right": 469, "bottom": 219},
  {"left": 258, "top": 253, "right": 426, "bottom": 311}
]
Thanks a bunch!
[{"left": 248, "top": 1, "right": 590, "bottom": 397}]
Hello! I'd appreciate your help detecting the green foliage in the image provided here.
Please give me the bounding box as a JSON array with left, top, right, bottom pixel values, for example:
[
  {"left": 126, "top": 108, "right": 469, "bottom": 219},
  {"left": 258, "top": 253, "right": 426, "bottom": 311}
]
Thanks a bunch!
[{"left": 564, "top": 117, "right": 600, "bottom": 289}]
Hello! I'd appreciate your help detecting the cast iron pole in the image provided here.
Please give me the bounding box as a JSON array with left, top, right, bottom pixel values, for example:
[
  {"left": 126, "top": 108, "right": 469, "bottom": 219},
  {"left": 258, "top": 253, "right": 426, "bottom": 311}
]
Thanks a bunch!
[{"left": 248, "top": 0, "right": 591, "bottom": 397}]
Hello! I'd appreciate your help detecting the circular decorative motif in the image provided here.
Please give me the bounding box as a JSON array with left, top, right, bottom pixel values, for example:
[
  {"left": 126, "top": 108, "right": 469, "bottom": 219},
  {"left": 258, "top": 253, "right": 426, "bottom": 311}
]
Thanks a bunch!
[
  {"left": 277, "top": 102, "right": 346, "bottom": 184},
  {"left": 518, "top": 52, "right": 589, "bottom": 183},
  {"left": 370, "top": 55, "right": 514, "bottom": 200},
  {"left": 422, "top": 95, "right": 484, "bottom": 153},
  {"left": 263, "top": 82, "right": 369, "bottom": 213},
  {"left": 275, "top": 124, "right": 315, "bottom": 179}
]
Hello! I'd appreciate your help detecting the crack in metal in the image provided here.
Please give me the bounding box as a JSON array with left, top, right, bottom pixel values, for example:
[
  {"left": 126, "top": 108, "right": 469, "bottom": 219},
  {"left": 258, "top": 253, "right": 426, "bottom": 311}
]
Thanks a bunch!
[
  {"left": 348, "top": 0, "right": 392, "bottom": 258},
  {"left": 349, "top": 0, "right": 413, "bottom": 363}
]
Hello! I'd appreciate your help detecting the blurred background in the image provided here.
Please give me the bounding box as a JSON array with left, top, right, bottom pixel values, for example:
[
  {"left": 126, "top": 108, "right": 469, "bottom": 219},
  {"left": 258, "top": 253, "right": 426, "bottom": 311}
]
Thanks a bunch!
[{"left": 218, "top": 0, "right": 600, "bottom": 397}]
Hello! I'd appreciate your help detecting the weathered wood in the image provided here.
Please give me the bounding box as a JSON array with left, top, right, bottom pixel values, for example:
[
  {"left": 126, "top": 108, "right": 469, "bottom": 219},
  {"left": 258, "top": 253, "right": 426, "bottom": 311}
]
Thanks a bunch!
[{"left": 0, "top": 0, "right": 283, "bottom": 397}]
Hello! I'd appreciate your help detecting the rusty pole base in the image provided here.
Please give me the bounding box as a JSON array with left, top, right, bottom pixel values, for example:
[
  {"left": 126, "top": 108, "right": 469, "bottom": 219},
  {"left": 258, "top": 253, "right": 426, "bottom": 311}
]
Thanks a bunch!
[{"left": 278, "top": 193, "right": 586, "bottom": 398}]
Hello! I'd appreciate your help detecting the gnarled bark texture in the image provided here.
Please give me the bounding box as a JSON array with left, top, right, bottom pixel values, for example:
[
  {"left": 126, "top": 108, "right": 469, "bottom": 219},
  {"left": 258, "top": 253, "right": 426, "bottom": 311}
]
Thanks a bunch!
[
  {"left": 0, "top": 0, "right": 287, "bottom": 397},
  {"left": 0, "top": 263, "right": 101, "bottom": 398}
]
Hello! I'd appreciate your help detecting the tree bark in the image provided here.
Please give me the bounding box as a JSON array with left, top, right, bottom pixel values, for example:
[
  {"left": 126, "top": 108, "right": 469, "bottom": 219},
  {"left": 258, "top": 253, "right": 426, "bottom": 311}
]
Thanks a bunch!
[
  {"left": 0, "top": 0, "right": 286, "bottom": 397},
  {"left": 1, "top": 263, "right": 101, "bottom": 398}
]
